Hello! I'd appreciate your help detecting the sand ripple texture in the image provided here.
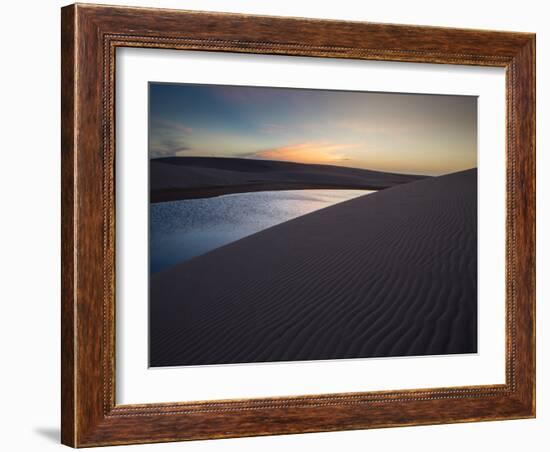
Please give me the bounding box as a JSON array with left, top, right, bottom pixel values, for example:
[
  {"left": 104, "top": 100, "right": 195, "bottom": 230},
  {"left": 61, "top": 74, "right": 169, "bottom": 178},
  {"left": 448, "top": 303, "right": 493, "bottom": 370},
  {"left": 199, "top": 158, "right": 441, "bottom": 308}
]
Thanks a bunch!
[{"left": 150, "top": 169, "right": 477, "bottom": 367}]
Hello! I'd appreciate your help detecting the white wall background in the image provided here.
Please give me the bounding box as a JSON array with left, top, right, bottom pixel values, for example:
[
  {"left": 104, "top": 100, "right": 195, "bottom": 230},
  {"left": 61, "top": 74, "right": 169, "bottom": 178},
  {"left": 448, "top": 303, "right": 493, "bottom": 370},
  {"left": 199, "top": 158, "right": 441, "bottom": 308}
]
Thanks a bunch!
[{"left": 0, "top": 1, "right": 545, "bottom": 450}]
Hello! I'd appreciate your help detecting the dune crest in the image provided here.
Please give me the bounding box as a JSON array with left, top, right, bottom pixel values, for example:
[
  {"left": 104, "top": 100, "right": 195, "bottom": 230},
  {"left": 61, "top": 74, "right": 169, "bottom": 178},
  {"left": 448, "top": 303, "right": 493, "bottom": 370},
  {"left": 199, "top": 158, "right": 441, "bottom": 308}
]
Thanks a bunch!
[{"left": 150, "top": 157, "right": 427, "bottom": 202}]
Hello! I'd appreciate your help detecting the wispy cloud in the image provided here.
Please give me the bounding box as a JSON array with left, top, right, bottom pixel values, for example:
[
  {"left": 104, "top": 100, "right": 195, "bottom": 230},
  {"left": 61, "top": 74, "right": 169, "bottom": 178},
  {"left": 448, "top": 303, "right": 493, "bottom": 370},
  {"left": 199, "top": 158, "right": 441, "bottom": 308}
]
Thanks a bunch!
[
  {"left": 150, "top": 119, "right": 193, "bottom": 158},
  {"left": 153, "top": 119, "right": 193, "bottom": 135},
  {"left": 253, "top": 142, "right": 355, "bottom": 165}
]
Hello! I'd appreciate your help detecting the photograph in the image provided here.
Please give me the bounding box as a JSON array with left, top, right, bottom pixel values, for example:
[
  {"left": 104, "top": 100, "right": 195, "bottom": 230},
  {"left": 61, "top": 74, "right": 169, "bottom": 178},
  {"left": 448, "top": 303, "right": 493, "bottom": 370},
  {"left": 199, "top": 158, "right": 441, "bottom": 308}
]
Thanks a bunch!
[
  {"left": 148, "top": 82, "right": 479, "bottom": 367},
  {"left": 50, "top": 1, "right": 536, "bottom": 448}
]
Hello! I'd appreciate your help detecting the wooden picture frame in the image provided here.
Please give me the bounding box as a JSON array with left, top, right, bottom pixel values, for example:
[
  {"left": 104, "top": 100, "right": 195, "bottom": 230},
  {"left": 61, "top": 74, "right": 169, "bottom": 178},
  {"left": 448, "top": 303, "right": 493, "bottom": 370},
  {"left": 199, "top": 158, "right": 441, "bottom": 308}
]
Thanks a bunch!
[{"left": 61, "top": 3, "right": 535, "bottom": 447}]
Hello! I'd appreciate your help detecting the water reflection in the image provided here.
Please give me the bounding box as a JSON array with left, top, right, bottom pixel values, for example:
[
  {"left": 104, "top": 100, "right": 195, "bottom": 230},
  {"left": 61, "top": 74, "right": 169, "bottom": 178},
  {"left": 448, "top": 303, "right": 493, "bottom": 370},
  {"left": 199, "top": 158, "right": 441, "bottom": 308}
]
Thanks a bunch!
[{"left": 150, "top": 189, "right": 373, "bottom": 273}]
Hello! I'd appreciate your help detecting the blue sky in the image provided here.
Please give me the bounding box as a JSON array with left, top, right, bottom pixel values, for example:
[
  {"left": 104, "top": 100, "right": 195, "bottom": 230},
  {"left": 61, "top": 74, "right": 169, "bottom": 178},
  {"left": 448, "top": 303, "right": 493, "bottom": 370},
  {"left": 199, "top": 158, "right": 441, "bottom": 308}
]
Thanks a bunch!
[{"left": 149, "top": 82, "right": 477, "bottom": 175}]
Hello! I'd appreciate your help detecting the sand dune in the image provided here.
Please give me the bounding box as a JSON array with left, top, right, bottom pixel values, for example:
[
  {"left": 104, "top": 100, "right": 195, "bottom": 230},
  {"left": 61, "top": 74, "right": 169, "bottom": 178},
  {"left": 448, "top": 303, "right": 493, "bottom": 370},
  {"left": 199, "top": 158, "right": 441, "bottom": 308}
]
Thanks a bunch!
[
  {"left": 150, "top": 169, "right": 477, "bottom": 367},
  {"left": 150, "top": 157, "right": 426, "bottom": 202}
]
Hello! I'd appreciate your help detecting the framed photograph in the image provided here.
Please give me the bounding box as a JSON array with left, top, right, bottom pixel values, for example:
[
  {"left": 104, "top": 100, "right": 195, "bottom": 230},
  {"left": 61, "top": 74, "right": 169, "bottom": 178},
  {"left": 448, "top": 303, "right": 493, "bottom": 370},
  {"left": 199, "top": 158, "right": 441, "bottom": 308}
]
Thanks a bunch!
[{"left": 61, "top": 3, "right": 535, "bottom": 447}]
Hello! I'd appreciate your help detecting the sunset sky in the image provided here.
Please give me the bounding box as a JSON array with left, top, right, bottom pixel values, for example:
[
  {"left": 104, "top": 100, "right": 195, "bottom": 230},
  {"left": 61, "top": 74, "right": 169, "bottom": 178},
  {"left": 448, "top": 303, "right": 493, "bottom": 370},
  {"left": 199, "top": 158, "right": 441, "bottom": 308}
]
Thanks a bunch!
[{"left": 149, "top": 83, "right": 477, "bottom": 176}]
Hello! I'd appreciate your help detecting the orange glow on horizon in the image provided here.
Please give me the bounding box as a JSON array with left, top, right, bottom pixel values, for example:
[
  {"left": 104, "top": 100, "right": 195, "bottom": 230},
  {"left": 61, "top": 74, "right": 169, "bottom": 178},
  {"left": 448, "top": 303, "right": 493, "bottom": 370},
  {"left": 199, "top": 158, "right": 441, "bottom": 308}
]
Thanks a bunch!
[{"left": 254, "top": 142, "right": 353, "bottom": 165}]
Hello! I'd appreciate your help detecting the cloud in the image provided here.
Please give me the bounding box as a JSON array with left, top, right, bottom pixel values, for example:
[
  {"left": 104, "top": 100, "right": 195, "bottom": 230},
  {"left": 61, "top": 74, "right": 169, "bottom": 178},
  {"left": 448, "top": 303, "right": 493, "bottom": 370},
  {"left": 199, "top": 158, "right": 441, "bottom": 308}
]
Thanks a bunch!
[
  {"left": 150, "top": 136, "right": 192, "bottom": 158},
  {"left": 150, "top": 119, "right": 193, "bottom": 158},
  {"left": 152, "top": 119, "right": 193, "bottom": 135},
  {"left": 252, "top": 142, "right": 354, "bottom": 165}
]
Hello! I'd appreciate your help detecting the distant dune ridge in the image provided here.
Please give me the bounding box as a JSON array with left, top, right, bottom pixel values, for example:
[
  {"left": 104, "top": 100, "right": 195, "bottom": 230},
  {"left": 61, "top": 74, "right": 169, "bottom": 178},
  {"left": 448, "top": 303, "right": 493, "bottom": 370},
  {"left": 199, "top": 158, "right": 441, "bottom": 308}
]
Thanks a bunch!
[
  {"left": 150, "top": 168, "right": 477, "bottom": 367},
  {"left": 150, "top": 157, "right": 427, "bottom": 202}
]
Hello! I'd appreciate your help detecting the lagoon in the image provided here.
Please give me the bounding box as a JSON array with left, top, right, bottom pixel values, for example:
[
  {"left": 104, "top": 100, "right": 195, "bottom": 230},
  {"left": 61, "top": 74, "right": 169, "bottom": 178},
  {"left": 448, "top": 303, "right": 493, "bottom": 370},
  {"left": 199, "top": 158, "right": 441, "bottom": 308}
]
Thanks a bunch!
[{"left": 150, "top": 189, "right": 373, "bottom": 274}]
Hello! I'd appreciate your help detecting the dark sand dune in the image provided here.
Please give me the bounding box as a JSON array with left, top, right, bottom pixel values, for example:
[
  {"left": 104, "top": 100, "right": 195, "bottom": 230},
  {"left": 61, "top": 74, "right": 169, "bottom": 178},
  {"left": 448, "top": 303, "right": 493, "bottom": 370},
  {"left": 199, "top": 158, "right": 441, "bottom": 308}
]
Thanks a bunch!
[
  {"left": 150, "top": 169, "right": 477, "bottom": 367},
  {"left": 150, "top": 157, "right": 426, "bottom": 202}
]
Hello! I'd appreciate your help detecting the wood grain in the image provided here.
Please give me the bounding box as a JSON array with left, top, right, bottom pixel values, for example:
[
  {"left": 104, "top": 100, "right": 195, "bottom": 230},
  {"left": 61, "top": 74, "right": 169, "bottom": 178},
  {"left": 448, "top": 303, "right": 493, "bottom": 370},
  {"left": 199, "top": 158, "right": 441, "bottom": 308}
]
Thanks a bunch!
[
  {"left": 60, "top": 5, "right": 76, "bottom": 446},
  {"left": 61, "top": 3, "right": 535, "bottom": 447}
]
